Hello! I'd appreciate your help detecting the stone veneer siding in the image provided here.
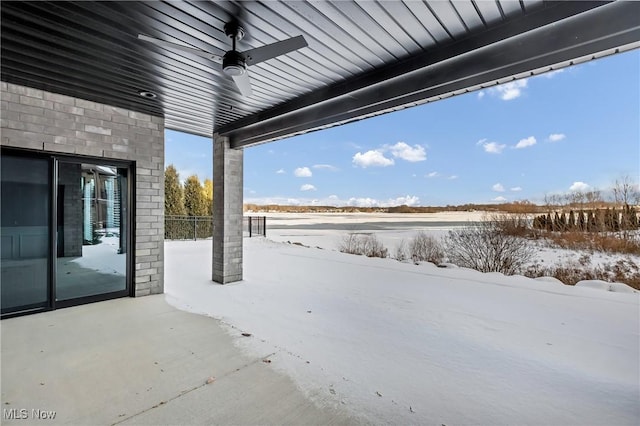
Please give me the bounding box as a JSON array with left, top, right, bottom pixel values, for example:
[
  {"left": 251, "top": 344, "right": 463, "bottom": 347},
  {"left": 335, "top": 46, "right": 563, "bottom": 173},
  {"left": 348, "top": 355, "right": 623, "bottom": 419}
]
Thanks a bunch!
[{"left": 0, "top": 82, "right": 164, "bottom": 296}]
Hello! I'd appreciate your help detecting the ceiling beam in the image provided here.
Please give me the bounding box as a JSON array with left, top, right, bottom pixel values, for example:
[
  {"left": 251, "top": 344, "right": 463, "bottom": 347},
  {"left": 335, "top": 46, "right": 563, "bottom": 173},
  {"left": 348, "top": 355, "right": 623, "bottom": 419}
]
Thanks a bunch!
[{"left": 218, "top": 1, "right": 639, "bottom": 148}]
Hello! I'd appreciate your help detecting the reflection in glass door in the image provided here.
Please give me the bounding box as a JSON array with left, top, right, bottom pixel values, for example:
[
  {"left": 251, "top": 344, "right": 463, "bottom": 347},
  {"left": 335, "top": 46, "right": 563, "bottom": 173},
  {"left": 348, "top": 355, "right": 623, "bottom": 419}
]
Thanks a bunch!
[
  {"left": 55, "top": 162, "right": 128, "bottom": 301},
  {"left": 0, "top": 155, "right": 51, "bottom": 315}
]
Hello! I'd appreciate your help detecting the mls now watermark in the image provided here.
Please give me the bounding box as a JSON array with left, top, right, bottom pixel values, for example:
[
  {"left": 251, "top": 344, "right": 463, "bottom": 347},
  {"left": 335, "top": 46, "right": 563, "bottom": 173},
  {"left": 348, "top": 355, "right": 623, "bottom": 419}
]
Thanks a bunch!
[{"left": 3, "top": 408, "right": 57, "bottom": 420}]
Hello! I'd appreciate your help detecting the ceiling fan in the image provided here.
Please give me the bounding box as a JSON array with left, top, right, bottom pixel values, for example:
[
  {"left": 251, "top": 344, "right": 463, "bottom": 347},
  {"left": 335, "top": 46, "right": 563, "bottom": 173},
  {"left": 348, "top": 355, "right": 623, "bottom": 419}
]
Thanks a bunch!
[{"left": 138, "top": 21, "right": 308, "bottom": 97}]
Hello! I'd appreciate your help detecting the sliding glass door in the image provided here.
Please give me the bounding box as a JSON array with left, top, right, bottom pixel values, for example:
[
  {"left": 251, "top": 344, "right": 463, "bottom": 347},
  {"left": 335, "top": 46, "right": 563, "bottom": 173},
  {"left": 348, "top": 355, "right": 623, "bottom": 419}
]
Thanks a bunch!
[
  {"left": 1, "top": 150, "right": 131, "bottom": 317},
  {"left": 55, "top": 162, "right": 128, "bottom": 303},
  {"left": 0, "top": 154, "right": 51, "bottom": 314}
]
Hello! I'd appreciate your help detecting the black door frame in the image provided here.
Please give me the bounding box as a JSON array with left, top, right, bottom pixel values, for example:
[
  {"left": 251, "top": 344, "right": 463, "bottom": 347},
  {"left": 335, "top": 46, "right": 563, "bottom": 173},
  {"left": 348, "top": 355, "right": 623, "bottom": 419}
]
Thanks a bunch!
[{"left": 0, "top": 147, "right": 135, "bottom": 318}]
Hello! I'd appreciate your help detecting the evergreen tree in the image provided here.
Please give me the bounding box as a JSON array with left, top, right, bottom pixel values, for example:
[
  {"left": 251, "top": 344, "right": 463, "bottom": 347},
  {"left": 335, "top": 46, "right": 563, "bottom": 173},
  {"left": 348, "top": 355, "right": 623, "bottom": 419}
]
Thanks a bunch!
[
  {"left": 553, "top": 212, "right": 561, "bottom": 231},
  {"left": 587, "top": 210, "right": 596, "bottom": 231},
  {"left": 203, "top": 178, "right": 213, "bottom": 216},
  {"left": 164, "top": 165, "right": 185, "bottom": 216},
  {"left": 568, "top": 210, "right": 576, "bottom": 230},
  {"left": 559, "top": 212, "right": 567, "bottom": 231},
  {"left": 594, "top": 209, "right": 604, "bottom": 231},
  {"left": 184, "top": 175, "right": 208, "bottom": 216},
  {"left": 545, "top": 213, "right": 553, "bottom": 231},
  {"left": 611, "top": 208, "right": 620, "bottom": 231},
  {"left": 629, "top": 207, "right": 640, "bottom": 229},
  {"left": 578, "top": 211, "right": 586, "bottom": 231}
]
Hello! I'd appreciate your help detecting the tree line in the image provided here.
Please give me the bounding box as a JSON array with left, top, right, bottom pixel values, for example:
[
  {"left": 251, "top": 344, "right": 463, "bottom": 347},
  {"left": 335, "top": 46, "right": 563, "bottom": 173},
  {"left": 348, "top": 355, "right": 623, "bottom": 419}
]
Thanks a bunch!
[
  {"left": 165, "top": 165, "right": 212, "bottom": 216},
  {"left": 532, "top": 207, "right": 639, "bottom": 232}
]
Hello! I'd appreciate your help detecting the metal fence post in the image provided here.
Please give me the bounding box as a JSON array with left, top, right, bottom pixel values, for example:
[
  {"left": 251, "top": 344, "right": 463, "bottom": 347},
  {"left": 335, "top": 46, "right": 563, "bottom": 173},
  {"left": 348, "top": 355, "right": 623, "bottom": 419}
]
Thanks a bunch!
[
  {"left": 193, "top": 216, "right": 196, "bottom": 241},
  {"left": 249, "top": 216, "right": 252, "bottom": 238}
]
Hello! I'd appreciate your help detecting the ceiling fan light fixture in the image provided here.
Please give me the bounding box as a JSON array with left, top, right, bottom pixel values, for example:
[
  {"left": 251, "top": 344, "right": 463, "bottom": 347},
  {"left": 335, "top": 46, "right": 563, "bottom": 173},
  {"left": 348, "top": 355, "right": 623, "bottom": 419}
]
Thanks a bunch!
[
  {"left": 222, "top": 50, "right": 247, "bottom": 76},
  {"left": 223, "top": 64, "right": 246, "bottom": 76},
  {"left": 138, "top": 22, "right": 307, "bottom": 98}
]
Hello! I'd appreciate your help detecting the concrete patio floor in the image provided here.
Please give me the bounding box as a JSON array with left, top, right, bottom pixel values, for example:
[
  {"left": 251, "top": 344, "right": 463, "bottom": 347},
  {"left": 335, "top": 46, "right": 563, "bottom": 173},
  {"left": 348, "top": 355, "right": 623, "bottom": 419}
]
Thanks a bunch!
[{"left": 1, "top": 295, "right": 359, "bottom": 425}]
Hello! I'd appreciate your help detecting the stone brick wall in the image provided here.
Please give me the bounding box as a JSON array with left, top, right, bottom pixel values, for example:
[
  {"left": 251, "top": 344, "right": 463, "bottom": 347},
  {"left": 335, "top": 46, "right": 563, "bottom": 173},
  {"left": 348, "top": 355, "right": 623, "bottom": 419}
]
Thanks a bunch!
[
  {"left": 0, "top": 82, "right": 164, "bottom": 296},
  {"left": 212, "top": 135, "right": 243, "bottom": 283}
]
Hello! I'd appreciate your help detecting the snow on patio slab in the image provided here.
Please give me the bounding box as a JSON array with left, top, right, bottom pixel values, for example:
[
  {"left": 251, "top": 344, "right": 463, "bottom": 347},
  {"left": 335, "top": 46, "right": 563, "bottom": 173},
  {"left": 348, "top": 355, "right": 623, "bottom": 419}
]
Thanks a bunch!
[{"left": 165, "top": 239, "right": 639, "bottom": 425}]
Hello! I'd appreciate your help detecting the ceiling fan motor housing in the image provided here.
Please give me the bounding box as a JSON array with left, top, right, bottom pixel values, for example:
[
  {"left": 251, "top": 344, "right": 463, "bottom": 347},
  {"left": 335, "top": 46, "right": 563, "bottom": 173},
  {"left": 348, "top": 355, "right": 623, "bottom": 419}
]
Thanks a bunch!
[{"left": 223, "top": 50, "right": 247, "bottom": 76}]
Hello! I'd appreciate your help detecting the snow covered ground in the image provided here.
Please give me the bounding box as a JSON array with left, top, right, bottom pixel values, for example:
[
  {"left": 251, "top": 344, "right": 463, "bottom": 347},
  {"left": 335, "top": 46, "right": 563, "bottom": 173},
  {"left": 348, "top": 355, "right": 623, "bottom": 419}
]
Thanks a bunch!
[
  {"left": 265, "top": 212, "right": 639, "bottom": 275},
  {"left": 71, "top": 236, "right": 125, "bottom": 275},
  {"left": 165, "top": 213, "right": 639, "bottom": 425}
]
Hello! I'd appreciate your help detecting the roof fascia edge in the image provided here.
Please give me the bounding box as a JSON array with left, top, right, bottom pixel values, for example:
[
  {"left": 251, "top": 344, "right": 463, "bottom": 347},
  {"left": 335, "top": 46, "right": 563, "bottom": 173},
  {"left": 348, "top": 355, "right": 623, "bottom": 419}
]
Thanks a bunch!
[
  {"left": 217, "top": 1, "right": 613, "bottom": 147},
  {"left": 232, "top": 3, "right": 640, "bottom": 146}
]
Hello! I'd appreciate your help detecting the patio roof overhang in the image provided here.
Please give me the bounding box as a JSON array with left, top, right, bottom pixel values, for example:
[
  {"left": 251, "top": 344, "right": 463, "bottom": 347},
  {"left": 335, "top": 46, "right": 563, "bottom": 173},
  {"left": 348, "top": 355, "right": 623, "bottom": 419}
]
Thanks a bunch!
[{"left": 2, "top": 1, "right": 639, "bottom": 148}]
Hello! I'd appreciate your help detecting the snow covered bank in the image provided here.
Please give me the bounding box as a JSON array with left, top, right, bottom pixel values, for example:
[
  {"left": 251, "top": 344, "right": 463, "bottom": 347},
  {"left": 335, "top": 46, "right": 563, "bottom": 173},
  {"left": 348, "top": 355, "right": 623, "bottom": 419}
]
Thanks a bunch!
[
  {"left": 264, "top": 212, "right": 640, "bottom": 282},
  {"left": 165, "top": 239, "right": 639, "bottom": 425}
]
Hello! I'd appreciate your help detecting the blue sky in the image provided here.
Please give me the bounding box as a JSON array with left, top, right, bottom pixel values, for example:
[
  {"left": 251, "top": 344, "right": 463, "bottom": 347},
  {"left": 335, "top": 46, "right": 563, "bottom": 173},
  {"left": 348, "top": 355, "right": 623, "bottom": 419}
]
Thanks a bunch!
[{"left": 165, "top": 50, "right": 639, "bottom": 207}]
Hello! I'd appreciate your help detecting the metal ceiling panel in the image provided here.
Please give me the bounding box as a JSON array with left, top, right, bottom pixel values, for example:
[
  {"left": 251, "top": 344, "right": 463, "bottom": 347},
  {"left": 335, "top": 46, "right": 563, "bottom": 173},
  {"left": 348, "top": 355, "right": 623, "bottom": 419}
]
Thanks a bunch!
[
  {"left": 1, "top": 1, "right": 639, "bottom": 147},
  {"left": 473, "top": 1, "right": 504, "bottom": 26},
  {"left": 451, "top": 1, "right": 485, "bottom": 32},
  {"left": 428, "top": 1, "right": 469, "bottom": 38},
  {"left": 499, "top": 0, "right": 524, "bottom": 18}
]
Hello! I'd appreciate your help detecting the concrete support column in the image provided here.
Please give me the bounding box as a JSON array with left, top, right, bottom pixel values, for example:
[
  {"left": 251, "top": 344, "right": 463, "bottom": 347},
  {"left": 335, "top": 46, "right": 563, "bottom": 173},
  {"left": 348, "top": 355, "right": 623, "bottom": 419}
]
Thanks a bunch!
[{"left": 212, "top": 134, "right": 244, "bottom": 283}]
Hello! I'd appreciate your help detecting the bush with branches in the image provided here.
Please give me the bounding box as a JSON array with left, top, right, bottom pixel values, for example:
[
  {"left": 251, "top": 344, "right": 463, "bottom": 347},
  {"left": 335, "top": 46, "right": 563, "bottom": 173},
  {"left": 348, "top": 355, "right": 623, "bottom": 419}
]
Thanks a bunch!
[
  {"left": 394, "top": 239, "right": 408, "bottom": 262},
  {"left": 339, "top": 233, "right": 388, "bottom": 258},
  {"left": 445, "top": 219, "right": 535, "bottom": 275},
  {"left": 409, "top": 231, "right": 444, "bottom": 264}
]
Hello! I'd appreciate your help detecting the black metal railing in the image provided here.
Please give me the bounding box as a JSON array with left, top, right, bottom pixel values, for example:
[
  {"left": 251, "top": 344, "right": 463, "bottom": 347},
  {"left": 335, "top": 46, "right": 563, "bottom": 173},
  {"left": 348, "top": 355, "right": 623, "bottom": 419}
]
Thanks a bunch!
[
  {"left": 164, "top": 215, "right": 266, "bottom": 240},
  {"left": 244, "top": 216, "right": 267, "bottom": 238}
]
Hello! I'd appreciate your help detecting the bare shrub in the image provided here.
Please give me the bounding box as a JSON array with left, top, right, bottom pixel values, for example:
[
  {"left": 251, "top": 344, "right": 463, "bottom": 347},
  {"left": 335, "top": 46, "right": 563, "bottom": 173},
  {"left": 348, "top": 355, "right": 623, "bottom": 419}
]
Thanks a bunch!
[
  {"left": 492, "top": 212, "right": 533, "bottom": 238},
  {"left": 445, "top": 219, "right": 535, "bottom": 275},
  {"left": 410, "top": 232, "right": 444, "bottom": 264},
  {"left": 362, "top": 234, "right": 388, "bottom": 258},
  {"left": 524, "top": 258, "right": 640, "bottom": 290},
  {"left": 339, "top": 233, "right": 364, "bottom": 255},
  {"left": 394, "top": 239, "right": 408, "bottom": 262},
  {"left": 544, "top": 231, "right": 640, "bottom": 256},
  {"left": 339, "top": 233, "right": 388, "bottom": 258}
]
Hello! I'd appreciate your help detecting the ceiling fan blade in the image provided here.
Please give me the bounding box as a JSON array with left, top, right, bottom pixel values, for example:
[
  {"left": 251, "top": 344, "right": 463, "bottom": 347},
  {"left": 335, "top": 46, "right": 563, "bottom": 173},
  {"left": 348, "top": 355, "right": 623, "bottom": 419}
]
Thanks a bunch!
[
  {"left": 138, "top": 34, "right": 223, "bottom": 63},
  {"left": 244, "top": 35, "right": 308, "bottom": 66},
  {"left": 231, "top": 71, "right": 253, "bottom": 97}
]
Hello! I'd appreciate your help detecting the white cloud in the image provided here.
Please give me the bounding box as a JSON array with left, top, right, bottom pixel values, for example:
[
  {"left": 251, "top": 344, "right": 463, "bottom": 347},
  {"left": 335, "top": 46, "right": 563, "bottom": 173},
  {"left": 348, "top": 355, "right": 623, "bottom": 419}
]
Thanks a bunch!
[
  {"left": 392, "top": 195, "right": 420, "bottom": 206},
  {"left": 347, "top": 197, "right": 378, "bottom": 208},
  {"left": 427, "top": 171, "right": 439, "bottom": 178},
  {"left": 447, "top": 175, "right": 458, "bottom": 180},
  {"left": 477, "top": 139, "right": 506, "bottom": 154},
  {"left": 388, "top": 142, "right": 426, "bottom": 162},
  {"left": 489, "top": 80, "right": 528, "bottom": 101},
  {"left": 312, "top": 164, "right": 338, "bottom": 171},
  {"left": 493, "top": 196, "right": 507, "bottom": 202},
  {"left": 510, "top": 186, "right": 522, "bottom": 192},
  {"left": 246, "top": 194, "right": 420, "bottom": 208},
  {"left": 477, "top": 91, "right": 485, "bottom": 99},
  {"left": 347, "top": 195, "right": 420, "bottom": 208},
  {"left": 294, "top": 167, "right": 312, "bottom": 177},
  {"left": 492, "top": 183, "right": 505, "bottom": 192},
  {"left": 548, "top": 133, "right": 566, "bottom": 142},
  {"left": 514, "top": 136, "right": 536, "bottom": 149},
  {"left": 276, "top": 169, "right": 286, "bottom": 174},
  {"left": 300, "top": 184, "right": 316, "bottom": 191},
  {"left": 569, "top": 181, "right": 590, "bottom": 192},
  {"left": 541, "top": 69, "right": 564, "bottom": 79},
  {"left": 352, "top": 150, "right": 394, "bottom": 168}
]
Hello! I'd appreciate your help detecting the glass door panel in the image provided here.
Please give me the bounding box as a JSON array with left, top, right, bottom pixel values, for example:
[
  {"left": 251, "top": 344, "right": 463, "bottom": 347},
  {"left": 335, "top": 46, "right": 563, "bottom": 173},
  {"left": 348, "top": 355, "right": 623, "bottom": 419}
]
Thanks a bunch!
[
  {"left": 55, "top": 162, "right": 127, "bottom": 301},
  {"left": 0, "top": 155, "right": 51, "bottom": 314}
]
